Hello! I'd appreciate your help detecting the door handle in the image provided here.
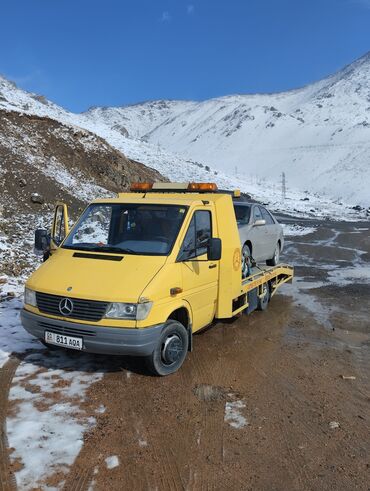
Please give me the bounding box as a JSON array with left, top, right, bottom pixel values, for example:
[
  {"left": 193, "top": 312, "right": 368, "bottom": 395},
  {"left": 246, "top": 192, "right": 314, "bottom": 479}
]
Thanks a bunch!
[{"left": 209, "top": 264, "right": 217, "bottom": 269}]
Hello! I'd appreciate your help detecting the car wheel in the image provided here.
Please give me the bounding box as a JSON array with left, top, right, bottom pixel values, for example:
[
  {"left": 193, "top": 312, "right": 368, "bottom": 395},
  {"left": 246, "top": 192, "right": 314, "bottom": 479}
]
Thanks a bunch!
[
  {"left": 241, "top": 244, "right": 252, "bottom": 279},
  {"left": 145, "top": 320, "right": 188, "bottom": 376},
  {"left": 266, "top": 243, "right": 280, "bottom": 266},
  {"left": 257, "top": 282, "right": 270, "bottom": 311}
]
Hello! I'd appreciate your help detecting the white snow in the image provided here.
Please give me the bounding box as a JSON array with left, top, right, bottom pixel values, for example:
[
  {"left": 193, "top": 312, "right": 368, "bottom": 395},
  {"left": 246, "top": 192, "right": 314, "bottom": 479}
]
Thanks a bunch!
[
  {"left": 327, "top": 265, "right": 370, "bottom": 285},
  {"left": 105, "top": 455, "right": 120, "bottom": 469},
  {"left": 0, "top": 297, "right": 103, "bottom": 489},
  {"left": 224, "top": 400, "right": 248, "bottom": 429},
  {"left": 0, "top": 297, "right": 38, "bottom": 367},
  {"left": 282, "top": 224, "right": 317, "bottom": 236}
]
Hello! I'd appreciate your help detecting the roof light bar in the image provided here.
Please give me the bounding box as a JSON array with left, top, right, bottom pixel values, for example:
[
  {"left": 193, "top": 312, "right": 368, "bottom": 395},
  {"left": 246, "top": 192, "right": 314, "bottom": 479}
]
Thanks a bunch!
[
  {"left": 129, "top": 182, "right": 219, "bottom": 193},
  {"left": 188, "top": 182, "right": 218, "bottom": 192},
  {"left": 130, "top": 182, "right": 153, "bottom": 192}
]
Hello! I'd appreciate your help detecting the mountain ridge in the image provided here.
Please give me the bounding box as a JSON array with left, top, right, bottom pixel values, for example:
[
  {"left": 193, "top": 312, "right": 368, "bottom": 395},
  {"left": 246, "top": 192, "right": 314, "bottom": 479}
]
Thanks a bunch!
[{"left": 1, "top": 51, "right": 370, "bottom": 206}]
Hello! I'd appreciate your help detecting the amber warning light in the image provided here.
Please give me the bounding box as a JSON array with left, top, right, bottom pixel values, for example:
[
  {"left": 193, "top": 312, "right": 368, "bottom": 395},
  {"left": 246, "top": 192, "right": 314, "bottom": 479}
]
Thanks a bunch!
[
  {"left": 130, "top": 182, "right": 218, "bottom": 193},
  {"left": 130, "top": 182, "right": 153, "bottom": 192}
]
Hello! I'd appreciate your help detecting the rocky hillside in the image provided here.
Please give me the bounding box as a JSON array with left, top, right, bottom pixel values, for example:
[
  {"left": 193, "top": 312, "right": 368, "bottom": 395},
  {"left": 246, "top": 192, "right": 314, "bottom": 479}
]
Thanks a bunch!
[
  {"left": 0, "top": 109, "right": 164, "bottom": 296},
  {"left": 0, "top": 109, "right": 163, "bottom": 215}
]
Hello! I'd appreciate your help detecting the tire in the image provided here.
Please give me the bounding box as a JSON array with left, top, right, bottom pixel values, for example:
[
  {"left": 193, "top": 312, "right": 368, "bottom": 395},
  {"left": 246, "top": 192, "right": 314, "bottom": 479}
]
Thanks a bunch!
[
  {"left": 266, "top": 243, "right": 280, "bottom": 266},
  {"left": 257, "top": 282, "right": 270, "bottom": 311},
  {"left": 145, "top": 320, "right": 188, "bottom": 376},
  {"left": 241, "top": 243, "right": 252, "bottom": 279}
]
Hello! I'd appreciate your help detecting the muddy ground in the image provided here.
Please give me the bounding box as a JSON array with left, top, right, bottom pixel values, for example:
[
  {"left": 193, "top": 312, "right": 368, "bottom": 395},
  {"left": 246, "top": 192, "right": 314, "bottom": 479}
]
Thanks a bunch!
[{"left": 1, "top": 217, "right": 370, "bottom": 490}]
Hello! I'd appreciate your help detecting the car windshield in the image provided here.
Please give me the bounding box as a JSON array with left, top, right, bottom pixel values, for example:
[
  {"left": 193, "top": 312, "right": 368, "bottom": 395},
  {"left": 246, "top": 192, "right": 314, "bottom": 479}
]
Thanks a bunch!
[
  {"left": 234, "top": 204, "right": 251, "bottom": 224},
  {"left": 62, "top": 203, "right": 188, "bottom": 255}
]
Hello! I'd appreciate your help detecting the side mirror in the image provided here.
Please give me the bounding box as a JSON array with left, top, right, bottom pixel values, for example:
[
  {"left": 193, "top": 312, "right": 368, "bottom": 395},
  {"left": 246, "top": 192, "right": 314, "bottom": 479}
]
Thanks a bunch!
[
  {"left": 254, "top": 219, "right": 266, "bottom": 226},
  {"left": 207, "top": 238, "right": 222, "bottom": 261},
  {"left": 35, "top": 229, "right": 50, "bottom": 253}
]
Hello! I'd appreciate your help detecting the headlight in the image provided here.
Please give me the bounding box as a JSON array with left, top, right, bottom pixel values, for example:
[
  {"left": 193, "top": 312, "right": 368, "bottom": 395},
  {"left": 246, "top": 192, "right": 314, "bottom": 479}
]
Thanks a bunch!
[
  {"left": 105, "top": 302, "right": 153, "bottom": 320},
  {"left": 24, "top": 288, "right": 37, "bottom": 307}
]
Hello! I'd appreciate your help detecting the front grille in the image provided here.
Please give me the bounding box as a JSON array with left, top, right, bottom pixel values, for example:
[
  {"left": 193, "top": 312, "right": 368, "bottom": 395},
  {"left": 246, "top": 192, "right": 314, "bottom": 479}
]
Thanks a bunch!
[
  {"left": 38, "top": 321, "right": 96, "bottom": 337},
  {"left": 36, "top": 292, "right": 108, "bottom": 322}
]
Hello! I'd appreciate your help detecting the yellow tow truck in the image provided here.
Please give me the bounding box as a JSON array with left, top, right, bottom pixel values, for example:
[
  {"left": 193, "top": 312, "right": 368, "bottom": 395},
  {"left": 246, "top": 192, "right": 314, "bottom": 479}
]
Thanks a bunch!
[{"left": 21, "top": 182, "right": 293, "bottom": 375}]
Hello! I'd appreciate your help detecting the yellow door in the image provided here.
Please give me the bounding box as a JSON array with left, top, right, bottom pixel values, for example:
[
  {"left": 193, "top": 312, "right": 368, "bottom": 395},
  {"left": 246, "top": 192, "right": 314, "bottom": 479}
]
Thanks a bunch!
[
  {"left": 50, "top": 202, "right": 70, "bottom": 253},
  {"left": 177, "top": 210, "right": 218, "bottom": 331}
]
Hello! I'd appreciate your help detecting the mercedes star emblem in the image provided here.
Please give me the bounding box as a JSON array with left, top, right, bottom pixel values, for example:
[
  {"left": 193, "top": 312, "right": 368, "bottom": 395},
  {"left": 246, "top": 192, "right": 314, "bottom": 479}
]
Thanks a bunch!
[{"left": 59, "top": 297, "right": 73, "bottom": 316}]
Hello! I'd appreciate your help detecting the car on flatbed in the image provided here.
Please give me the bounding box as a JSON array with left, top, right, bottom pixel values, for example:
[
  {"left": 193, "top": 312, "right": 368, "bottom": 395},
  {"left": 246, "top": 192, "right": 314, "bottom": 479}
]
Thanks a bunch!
[
  {"left": 21, "top": 182, "right": 293, "bottom": 376},
  {"left": 233, "top": 202, "right": 284, "bottom": 278}
]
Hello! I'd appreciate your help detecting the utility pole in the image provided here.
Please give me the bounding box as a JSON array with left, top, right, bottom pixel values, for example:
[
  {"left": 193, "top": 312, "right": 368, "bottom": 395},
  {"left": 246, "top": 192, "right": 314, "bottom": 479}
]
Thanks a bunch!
[{"left": 281, "top": 172, "right": 286, "bottom": 201}]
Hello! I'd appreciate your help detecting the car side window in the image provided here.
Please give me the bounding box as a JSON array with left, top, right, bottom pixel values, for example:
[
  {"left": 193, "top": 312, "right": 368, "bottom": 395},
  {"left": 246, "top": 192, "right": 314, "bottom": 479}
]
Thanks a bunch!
[
  {"left": 253, "top": 206, "right": 263, "bottom": 222},
  {"left": 260, "top": 207, "right": 274, "bottom": 225},
  {"left": 234, "top": 205, "right": 251, "bottom": 224},
  {"left": 178, "top": 211, "right": 212, "bottom": 261}
]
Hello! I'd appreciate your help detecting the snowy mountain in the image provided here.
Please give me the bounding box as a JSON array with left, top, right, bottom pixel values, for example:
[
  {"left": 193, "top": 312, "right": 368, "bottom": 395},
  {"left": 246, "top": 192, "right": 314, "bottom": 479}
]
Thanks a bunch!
[
  {"left": 1, "top": 52, "right": 370, "bottom": 215},
  {"left": 85, "top": 52, "right": 370, "bottom": 206}
]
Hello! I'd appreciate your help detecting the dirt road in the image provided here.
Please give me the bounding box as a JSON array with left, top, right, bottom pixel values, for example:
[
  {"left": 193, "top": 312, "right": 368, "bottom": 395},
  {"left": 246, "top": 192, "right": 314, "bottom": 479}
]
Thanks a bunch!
[{"left": 2, "top": 218, "right": 370, "bottom": 490}]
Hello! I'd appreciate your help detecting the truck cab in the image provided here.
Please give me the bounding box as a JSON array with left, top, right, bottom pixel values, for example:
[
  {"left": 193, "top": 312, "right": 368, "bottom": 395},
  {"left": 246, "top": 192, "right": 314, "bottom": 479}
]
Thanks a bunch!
[{"left": 21, "top": 182, "right": 293, "bottom": 375}]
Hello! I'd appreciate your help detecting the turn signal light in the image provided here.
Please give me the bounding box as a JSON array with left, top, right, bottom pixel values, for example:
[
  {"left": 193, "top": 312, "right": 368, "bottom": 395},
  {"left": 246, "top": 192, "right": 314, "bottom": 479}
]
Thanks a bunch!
[
  {"left": 130, "top": 182, "right": 153, "bottom": 192},
  {"left": 187, "top": 182, "right": 218, "bottom": 192}
]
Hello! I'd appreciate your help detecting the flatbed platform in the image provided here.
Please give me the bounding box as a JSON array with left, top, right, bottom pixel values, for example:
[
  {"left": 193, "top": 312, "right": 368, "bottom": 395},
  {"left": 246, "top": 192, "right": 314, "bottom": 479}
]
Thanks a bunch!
[{"left": 231, "top": 264, "right": 294, "bottom": 316}]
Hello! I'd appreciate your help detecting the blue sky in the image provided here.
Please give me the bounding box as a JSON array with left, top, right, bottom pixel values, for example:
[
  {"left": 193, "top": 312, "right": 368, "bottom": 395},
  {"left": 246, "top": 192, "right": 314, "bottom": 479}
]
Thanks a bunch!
[{"left": 1, "top": 0, "right": 369, "bottom": 112}]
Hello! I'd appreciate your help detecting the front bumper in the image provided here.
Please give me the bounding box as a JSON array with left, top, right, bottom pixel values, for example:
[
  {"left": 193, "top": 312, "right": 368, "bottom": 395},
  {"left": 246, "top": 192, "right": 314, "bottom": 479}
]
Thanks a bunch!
[{"left": 21, "top": 308, "right": 163, "bottom": 356}]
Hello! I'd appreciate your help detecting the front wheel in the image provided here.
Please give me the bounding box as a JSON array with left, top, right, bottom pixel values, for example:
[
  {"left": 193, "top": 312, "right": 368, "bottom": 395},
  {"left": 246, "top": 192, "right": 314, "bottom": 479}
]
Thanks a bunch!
[
  {"left": 266, "top": 243, "right": 280, "bottom": 266},
  {"left": 145, "top": 320, "right": 189, "bottom": 376}
]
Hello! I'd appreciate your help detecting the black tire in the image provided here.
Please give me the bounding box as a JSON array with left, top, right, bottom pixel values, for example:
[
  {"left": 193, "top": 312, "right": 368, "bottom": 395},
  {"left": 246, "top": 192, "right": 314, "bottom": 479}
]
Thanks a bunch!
[
  {"left": 145, "top": 320, "right": 188, "bottom": 376},
  {"left": 241, "top": 243, "right": 252, "bottom": 279},
  {"left": 257, "top": 282, "right": 270, "bottom": 311},
  {"left": 266, "top": 243, "right": 280, "bottom": 266}
]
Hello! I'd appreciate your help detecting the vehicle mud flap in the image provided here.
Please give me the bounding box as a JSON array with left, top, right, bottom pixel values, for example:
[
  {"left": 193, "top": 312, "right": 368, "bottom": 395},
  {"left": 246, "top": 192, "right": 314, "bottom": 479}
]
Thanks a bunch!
[
  {"left": 246, "top": 288, "right": 258, "bottom": 314},
  {"left": 188, "top": 325, "right": 193, "bottom": 352}
]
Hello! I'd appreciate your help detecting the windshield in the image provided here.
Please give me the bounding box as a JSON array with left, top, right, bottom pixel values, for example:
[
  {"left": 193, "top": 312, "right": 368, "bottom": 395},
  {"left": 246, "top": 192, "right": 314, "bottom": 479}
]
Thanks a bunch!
[
  {"left": 234, "top": 204, "right": 251, "bottom": 224},
  {"left": 62, "top": 203, "right": 187, "bottom": 255}
]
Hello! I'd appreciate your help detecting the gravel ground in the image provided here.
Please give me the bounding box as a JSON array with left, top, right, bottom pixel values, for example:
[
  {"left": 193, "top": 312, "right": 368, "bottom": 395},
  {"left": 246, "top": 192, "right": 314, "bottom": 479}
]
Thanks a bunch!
[{"left": 0, "top": 217, "right": 369, "bottom": 490}]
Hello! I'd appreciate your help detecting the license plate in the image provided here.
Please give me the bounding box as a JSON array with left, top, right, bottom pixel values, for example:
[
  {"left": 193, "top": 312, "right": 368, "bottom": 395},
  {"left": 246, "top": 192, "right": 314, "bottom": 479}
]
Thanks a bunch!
[{"left": 44, "top": 331, "right": 83, "bottom": 350}]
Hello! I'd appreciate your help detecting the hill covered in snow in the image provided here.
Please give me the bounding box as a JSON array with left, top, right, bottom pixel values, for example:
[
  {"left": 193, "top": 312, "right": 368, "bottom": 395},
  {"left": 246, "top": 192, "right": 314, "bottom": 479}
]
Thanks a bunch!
[
  {"left": 1, "top": 52, "right": 370, "bottom": 215},
  {"left": 85, "top": 52, "right": 370, "bottom": 207}
]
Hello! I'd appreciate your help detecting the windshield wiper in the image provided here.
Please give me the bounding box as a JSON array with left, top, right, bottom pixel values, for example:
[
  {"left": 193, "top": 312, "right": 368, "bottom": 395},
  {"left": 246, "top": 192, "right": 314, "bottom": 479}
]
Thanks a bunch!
[
  {"left": 88, "top": 246, "right": 138, "bottom": 254},
  {"left": 64, "top": 244, "right": 137, "bottom": 254}
]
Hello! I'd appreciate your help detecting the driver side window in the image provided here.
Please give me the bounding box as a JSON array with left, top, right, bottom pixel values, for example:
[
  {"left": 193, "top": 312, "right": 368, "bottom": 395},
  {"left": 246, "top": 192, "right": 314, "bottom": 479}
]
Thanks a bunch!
[{"left": 178, "top": 211, "right": 211, "bottom": 261}]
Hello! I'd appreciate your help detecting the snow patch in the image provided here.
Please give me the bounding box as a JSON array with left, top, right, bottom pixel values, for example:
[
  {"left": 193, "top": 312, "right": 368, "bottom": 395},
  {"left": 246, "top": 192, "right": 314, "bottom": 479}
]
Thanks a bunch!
[
  {"left": 105, "top": 455, "right": 120, "bottom": 469},
  {"left": 224, "top": 400, "right": 248, "bottom": 429},
  {"left": 0, "top": 298, "right": 103, "bottom": 489},
  {"left": 282, "top": 224, "right": 316, "bottom": 237},
  {"left": 327, "top": 265, "right": 370, "bottom": 285}
]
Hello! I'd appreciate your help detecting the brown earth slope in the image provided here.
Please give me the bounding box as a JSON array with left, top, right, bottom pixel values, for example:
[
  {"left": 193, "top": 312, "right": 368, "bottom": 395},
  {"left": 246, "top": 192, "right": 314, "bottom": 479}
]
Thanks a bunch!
[
  {"left": 0, "top": 109, "right": 166, "bottom": 293},
  {"left": 0, "top": 109, "right": 164, "bottom": 216}
]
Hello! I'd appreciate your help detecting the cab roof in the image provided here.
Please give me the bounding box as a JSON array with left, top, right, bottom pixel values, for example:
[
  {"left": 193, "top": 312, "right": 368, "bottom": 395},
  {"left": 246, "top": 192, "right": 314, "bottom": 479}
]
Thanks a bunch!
[{"left": 91, "top": 182, "right": 240, "bottom": 206}]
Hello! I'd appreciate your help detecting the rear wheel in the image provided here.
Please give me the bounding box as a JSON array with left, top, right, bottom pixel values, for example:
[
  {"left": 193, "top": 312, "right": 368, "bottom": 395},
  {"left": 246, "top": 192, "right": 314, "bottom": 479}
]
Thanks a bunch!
[
  {"left": 266, "top": 243, "right": 280, "bottom": 266},
  {"left": 241, "top": 244, "right": 252, "bottom": 279},
  {"left": 257, "top": 282, "right": 270, "bottom": 311},
  {"left": 145, "top": 320, "right": 188, "bottom": 376}
]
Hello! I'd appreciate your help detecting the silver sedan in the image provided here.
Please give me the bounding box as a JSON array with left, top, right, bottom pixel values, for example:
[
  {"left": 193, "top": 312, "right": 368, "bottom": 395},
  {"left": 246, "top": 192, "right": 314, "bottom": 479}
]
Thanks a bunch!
[{"left": 233, "top": 202, "right": 284, "bottom": 278}]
